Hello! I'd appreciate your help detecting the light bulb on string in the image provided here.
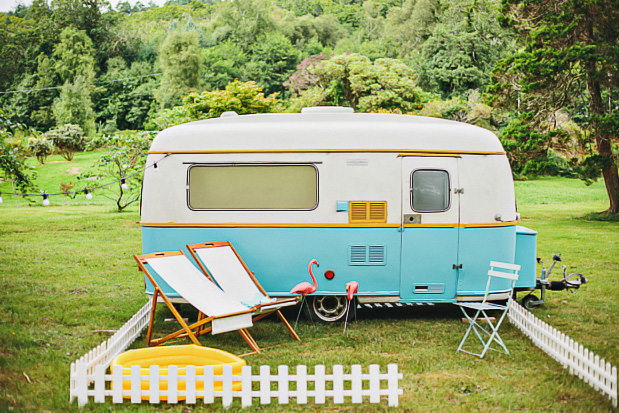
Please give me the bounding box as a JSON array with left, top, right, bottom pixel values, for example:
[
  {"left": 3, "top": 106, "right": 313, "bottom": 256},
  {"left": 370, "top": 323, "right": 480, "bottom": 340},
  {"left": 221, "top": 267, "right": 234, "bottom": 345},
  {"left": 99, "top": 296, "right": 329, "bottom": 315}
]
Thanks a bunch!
[
  {"left": 84, "top": 189, "right": 93, "bottom": 200},
  {"left": 153, "top": 162, "right": 158, "bottom": 172},
  {"left": 120, "top": 178, "right": 128, "bottom": 190},
  {"left": 42, "top": 194, "right": 50, "bottom": 206}
]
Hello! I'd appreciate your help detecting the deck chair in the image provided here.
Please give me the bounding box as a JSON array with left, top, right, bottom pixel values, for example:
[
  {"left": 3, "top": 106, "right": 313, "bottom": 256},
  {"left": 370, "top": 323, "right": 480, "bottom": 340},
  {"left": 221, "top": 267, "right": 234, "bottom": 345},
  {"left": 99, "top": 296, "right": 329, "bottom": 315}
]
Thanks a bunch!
[
  {"left": 186, "top": 241, "right": 301, "bottom": 342},
  {"left": 456, "top": 261, "right": 521, "bottom": 358},
  {"left": 134, "top": 251, "right": 260, "bottom": 353}
]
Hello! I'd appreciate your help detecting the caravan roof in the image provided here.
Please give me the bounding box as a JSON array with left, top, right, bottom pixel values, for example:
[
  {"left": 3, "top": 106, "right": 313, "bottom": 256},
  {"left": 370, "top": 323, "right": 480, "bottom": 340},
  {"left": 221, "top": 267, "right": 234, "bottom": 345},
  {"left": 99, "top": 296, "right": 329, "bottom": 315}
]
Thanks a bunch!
[{"left": 148, "top": 110, "right": 504, "bottom": 154}]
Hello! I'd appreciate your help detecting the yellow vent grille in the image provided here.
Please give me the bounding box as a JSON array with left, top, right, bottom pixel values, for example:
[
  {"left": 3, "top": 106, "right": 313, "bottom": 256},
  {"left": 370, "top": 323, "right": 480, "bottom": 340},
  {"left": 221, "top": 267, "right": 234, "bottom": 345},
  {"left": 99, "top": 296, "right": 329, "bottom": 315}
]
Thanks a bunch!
[{"left": 349, "top": 201, "right": 387, "bottom": 223}]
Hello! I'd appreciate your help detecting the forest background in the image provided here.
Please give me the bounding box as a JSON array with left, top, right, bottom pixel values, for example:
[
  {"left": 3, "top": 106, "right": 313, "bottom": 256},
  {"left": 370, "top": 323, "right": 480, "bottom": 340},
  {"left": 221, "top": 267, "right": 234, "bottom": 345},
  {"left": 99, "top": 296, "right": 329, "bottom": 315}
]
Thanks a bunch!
[{"left": 0, "top": 0, "right": 618, "bottom": 215}]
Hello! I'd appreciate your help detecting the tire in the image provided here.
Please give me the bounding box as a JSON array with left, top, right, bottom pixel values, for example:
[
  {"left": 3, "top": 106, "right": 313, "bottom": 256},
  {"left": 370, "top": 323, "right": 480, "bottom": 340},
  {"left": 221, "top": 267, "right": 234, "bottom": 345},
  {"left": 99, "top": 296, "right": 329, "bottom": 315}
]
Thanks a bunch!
[
  {"left": 304, "top": 295, "right": 349, "bottom": 323},
  {"left": 522, "top": 294, "right": 540, "bottom": 310}
]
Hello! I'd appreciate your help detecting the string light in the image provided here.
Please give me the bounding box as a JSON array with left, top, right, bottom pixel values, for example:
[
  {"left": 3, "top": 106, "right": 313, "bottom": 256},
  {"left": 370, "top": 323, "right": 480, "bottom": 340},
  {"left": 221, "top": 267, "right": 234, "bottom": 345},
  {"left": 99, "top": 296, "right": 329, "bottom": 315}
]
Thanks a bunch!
[{"left": 0, "top": 154, "right": 169, "bottom": 206}]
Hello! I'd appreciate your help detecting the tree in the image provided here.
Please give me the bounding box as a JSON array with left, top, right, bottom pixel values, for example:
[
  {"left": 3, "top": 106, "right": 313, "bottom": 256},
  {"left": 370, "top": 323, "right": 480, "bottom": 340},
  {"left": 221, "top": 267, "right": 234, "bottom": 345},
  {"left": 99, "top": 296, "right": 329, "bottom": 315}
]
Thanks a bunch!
[
  {"left": 244, "top": 32, "right": 300, "bottom": 96},
  {"left": 90, "top": 132, "right": 154, "bottom": 212},
  {"left": 155, "top": 28, "right": 203, "bottom": 109},
  {"left": 414, "top": 0, "right": 512, "bottom": 97},
  {"left": 0, "top": 110, "right": 36, "bottom": 194},
  {"left": 149, "top": 80, "right": 283, "bottom": 129},
  {"left": 52, "top": 27, "right": 97, "bottom": 132},
  {"left": 493, "top": 0, "right": 619, "bottom": 214},
  {"left": 287, "top": 53, "right": 426, "bottom": 113},
  {"left": 52, "top": 77, "right": 96, "bottom": 134}
]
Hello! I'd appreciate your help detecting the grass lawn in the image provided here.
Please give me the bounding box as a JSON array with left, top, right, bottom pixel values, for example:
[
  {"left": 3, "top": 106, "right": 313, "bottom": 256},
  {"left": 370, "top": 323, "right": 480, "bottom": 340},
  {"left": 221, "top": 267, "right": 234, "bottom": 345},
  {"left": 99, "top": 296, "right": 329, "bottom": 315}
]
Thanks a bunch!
[{"left": 0, "top": 164, "right": 617, "bottom": 411}]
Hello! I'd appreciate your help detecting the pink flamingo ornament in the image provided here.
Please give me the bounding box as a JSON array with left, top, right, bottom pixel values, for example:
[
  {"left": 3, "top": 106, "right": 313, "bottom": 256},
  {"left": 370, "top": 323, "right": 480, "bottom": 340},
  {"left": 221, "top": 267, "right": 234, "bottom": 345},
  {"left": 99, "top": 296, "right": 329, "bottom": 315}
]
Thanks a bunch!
[
  {"left": 290, "top": 259, "right": 319, "bottom": 327},
  {"left": 343, "top": 281, "right": 359, "bottom": 334}
]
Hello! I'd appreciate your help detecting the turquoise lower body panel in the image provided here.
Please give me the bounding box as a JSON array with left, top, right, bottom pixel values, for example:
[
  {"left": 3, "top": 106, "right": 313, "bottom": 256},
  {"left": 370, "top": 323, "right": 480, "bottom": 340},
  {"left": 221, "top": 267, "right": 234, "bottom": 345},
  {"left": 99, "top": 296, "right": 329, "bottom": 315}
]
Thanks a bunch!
[
  {"left": 515, "top": 226, "right": 538, "bottom": 290},
  {"left": 400, "top": 227, "right": 459, "bottom": 301},
  {"left": 457, "top": 226, "right": 517, "bottom": 296},
  {"left": 141, "top": 226, "right": 401, "bottom": 299},
  {"left": 141, "top": 224, "right": 524, "bottom": 302}
]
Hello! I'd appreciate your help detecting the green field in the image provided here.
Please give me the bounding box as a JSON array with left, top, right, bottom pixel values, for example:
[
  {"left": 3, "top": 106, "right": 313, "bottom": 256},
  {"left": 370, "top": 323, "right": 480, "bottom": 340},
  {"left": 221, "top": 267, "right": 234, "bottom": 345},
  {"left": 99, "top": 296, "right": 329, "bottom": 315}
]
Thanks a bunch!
[{"left": 1, "top": 161, "right": 617, "bottom": 411}]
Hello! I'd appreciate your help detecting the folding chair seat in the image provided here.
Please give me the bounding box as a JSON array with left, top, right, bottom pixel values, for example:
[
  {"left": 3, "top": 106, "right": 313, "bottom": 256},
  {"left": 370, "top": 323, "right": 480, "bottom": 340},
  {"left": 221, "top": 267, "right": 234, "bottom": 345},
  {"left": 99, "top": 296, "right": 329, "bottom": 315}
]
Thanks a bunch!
[
  {"left": 134, "top": 251, "right": 260, "bottom": 353},
  {"left": 456, "top": 261, "right": 521, "bottom": 358},
  {"left": 186, "top": 241, "right": 300, "bottom": 342}
]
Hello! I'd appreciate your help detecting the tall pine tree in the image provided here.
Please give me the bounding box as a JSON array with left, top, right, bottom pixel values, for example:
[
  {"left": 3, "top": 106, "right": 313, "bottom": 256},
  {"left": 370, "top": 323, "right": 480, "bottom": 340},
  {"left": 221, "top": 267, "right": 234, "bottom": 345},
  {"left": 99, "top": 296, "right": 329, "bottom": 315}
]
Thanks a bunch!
[{"left": 493, "top": 0, "right": 619, "bottom": 214}]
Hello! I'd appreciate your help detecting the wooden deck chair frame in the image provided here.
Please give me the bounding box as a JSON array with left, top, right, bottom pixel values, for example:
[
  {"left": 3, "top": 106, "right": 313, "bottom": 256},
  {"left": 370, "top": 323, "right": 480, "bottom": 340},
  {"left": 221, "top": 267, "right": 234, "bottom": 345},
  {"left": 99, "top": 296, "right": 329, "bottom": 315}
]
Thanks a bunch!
[
  {"left": 455, "top": 261, "right": 521, "bottom": 358},
  {"left": 134, "top": 251, "right": 261, "bottom": 353},
  {"left": 186, "top": 241, "right": 301, "bottom": 342}
]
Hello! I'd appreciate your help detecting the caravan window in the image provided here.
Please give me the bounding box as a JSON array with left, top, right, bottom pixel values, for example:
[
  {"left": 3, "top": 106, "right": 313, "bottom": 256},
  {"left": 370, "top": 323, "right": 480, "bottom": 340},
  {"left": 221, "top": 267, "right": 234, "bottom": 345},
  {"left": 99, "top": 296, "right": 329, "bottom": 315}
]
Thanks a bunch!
[
  {"left": 411, "top": 169, "right": 450, "bottom": 212},
  {"left": 188, "top": 164, "right": 318, "bottom": 210}
]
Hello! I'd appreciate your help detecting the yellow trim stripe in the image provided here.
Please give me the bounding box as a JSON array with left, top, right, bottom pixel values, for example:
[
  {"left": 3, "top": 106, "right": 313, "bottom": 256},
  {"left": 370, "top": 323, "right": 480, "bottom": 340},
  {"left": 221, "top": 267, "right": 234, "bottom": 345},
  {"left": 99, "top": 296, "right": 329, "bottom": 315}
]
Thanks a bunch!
[
  {"left": 147, "top": 149, "right": 506, "bottom": 156},
  {"left": 140, "top": 221, "right": 519, "bottom": 229},
  {"left": 398, "top": 153, "right": 461, "bottom": 158},
  {"left": 140, "top": 222, "right": 401, "bottom": 228},
  {"left": 404, "top": 221, "right": 520, "bottom": 228}
]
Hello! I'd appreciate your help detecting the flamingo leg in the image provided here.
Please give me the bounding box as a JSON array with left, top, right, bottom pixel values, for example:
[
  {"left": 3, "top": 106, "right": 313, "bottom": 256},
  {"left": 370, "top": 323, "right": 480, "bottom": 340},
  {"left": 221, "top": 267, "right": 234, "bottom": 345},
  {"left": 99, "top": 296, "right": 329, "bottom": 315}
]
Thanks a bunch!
[
  {"left": 293, "top": 297, "right": 305, "bottom": 330},
  {"left": 343, "top": 300, "right": 351, "bottom": 334}
]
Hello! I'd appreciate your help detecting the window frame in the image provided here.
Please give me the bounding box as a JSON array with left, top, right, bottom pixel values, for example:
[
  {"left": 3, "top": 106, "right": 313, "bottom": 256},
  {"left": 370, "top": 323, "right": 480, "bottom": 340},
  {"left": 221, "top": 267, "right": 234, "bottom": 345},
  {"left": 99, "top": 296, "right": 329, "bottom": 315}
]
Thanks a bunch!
[
  {"left": 409, "top": 168, "right": 452, "bottom": 213},
  {"left": 186, "top": 163, "right": 319, "bottom": 211}
]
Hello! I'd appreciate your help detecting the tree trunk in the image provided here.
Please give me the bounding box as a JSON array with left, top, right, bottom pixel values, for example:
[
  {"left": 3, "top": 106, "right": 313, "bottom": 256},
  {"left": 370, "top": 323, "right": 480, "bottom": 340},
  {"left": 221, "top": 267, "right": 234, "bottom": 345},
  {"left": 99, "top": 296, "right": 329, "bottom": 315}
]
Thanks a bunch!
[{"left": 585, "top": 20, "right": 619, "bottom": 215}]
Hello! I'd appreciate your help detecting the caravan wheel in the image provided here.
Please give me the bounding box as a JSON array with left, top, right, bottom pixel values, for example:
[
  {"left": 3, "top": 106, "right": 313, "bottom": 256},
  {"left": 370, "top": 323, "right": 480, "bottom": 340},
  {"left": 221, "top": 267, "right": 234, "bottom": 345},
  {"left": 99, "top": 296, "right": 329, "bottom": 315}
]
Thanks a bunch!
[{"left": 307, "top": 295, "right": 348, "bottom": 322}]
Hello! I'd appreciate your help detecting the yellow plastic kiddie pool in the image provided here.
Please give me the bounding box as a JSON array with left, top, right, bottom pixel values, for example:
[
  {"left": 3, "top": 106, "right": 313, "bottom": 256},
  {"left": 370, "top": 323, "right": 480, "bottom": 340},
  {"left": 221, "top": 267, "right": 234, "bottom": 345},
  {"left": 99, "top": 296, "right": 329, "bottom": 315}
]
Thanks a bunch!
[{"left": 111, "top": 345, "right": 246, "bottom": 400}]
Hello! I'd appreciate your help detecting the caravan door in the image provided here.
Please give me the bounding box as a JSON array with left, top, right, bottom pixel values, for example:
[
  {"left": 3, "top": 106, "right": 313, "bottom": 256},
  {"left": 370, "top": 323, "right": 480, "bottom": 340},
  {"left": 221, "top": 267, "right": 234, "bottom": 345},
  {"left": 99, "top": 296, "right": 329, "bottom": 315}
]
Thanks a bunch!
[{"left": 399, "top": 156, "right": 460, "bottom": 301}]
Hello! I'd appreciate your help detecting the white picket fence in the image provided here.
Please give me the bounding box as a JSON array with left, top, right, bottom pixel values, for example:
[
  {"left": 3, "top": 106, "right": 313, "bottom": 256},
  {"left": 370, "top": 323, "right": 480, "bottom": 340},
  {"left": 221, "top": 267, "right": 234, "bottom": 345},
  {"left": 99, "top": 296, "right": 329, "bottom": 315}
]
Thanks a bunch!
[
  {"left": 508, "top": 299, "right": 617, "bottom": 407},
  {"left": 69, "top": 301, "right": 402, "bottom": 407},
  {"left": 71, "top": 363, "right": 403, "bottom": 407},
  {"left": 70, "top": 301, "right": 152, "bottom": 398}
]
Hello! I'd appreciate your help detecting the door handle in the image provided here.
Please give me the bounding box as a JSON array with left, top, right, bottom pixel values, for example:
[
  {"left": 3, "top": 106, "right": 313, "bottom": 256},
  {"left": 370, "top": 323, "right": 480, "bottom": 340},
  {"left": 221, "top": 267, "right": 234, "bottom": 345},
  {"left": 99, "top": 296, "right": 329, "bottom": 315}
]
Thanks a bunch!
[{"left": 453, "top": 264, "right": 462, "bottom": 269}]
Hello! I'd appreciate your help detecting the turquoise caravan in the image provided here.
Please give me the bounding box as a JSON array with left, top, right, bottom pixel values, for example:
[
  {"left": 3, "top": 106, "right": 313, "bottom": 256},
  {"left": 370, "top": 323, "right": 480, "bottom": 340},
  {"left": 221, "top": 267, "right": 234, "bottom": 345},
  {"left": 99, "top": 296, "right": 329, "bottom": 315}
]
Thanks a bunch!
[{"left": 140, "top": 106, "right": 537, "bottom": 322}]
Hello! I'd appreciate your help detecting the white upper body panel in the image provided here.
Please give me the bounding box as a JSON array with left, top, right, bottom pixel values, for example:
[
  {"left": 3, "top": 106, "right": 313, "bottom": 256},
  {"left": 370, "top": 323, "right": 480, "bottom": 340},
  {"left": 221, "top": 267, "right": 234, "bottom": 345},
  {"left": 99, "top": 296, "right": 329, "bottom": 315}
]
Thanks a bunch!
[{"left": 142, "top": 109, "right": 516, "bottom": 225}]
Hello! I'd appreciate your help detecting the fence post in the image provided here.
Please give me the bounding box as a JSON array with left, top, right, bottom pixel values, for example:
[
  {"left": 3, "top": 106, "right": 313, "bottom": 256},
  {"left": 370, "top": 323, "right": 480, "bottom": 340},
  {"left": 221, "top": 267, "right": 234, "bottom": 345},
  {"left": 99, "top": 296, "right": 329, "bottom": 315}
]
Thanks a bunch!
[
  {"left": 351, "top": 364, "right": 362, "bottom": 404},
  {"left": 131, "top": 364, "right": 142, "bottom": 404},
  {"left": 333, "top": 365, "right": 344, "bottom": 404},
  {"left": 241, "top": 365, "right": 253, "bottom": 408},
  {"left": 612, "top": 366, "right": 617, "bottom": 408},
  {"left": 203, "top": 365, "right": 214, "bottom": 404},
  {"left": 94, "top": 365, "right": 106, "bottom": 403},
  {"left": 149, "top": 365, "right": 160, "bottom": 404},
  {"left": 259, "top": 365, "right": 271, "bottom": 405},
  {"left": 387, "top": 364, "right": 400, "bottom": 407},
  {"left": 222, "top": 365, "right": 233, "bottom": 408},
  {"left": 278, "top": 365, "right": 289, "bottom": 404},
  {"left": 186, "top": 365, "right": 196, "bottom": 404},
  {"left": 314, "top": 365, "right": 326, "bottom": 404},
  {"left": 112, "top": 364, "right": 123, "bottom": 404},
  {"left": 296, "top": 365, "right": 308, "bottom": 405},
  {"left": 76, "top": 362, "right": 88, "bottom": 407},
  {"left": 369, "top": 364, "right": 380, "bottom": 404}
]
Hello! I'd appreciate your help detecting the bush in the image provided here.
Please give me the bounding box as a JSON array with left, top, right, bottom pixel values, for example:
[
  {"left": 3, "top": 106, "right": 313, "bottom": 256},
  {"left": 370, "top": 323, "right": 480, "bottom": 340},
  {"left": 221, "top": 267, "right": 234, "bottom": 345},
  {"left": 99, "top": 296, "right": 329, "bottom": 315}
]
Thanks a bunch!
[
  {"left": 43, "top": 124, "right": 86, "bottom": 161},
  {"left": 27, "top": 136, "right": 54, "bottom": 165}
]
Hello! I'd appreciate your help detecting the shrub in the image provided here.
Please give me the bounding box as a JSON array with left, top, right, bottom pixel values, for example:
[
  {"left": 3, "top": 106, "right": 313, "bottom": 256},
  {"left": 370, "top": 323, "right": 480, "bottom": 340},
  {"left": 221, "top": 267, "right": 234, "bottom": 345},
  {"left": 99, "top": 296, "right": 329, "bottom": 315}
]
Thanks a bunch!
[
  {"left": 43, "top": 124, "right": 86, "bottom": 161},
  {"left": 27, "top": 136, "right": 54, "bottom": 165}
]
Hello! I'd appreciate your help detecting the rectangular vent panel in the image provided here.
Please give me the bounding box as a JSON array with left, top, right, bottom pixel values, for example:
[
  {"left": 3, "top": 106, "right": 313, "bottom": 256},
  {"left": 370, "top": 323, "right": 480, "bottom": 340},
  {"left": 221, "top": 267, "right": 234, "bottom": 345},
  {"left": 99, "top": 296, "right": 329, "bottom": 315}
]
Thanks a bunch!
[
  {"left": 349, "top": 245, "right": 386, "bottom": 266},
  {"left": 348, "top": 201, "right": 387, "bottom": 223},
  {"left": 349, "top": 245, "right": 367, "bottom": 263}
]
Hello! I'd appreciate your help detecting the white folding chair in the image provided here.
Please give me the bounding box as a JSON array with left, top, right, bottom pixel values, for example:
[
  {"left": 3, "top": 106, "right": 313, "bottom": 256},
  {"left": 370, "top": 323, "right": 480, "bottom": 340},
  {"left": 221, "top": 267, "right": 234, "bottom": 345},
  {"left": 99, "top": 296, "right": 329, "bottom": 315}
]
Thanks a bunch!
[{"left": 456, "top": 261, "right": 521, "bottom": 358}]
